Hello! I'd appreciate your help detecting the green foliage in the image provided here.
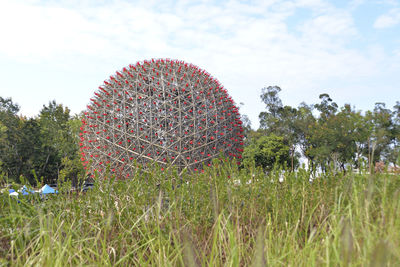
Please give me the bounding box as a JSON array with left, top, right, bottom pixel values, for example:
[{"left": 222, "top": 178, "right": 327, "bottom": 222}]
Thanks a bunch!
[
  {"left": 314, "top": 93, "right": 338, "bottom": 120},
  {"left": 59, "top": 155, "right": 86, "bottom": 186},
  {"left": 0, "top": 97, "right": 19, "bottom": 114},
  {"left": 307, "top": 104, "right": 366, "bottom": 170},
  {"left": 2, "top": 85, "right": 400, "bottom": 184},
  {"left": 0, "top": 98, "right": 83, "bottom": 184},
  {"left": 256, "top": 87, "right": 400, "bottom": 172},
  {"left": 243, "top": 134, "right": 292, "bottom": 172},
  {"left": 258, "top": 86, "right": 302, "bottom": 170},
  {"left": 259, "top": 85, "right": 283, "bottom": 131},
  {"left": 37, "top": 101, "right": 78, "bottom": 182},
  {"left": 0, "top": 97, "right": 25, "bottom": 181}
]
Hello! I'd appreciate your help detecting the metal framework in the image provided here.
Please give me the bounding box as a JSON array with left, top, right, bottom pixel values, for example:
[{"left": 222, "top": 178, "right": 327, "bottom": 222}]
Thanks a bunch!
[{"left": 80, "top": 59, "right": 244, "bottom": 178}]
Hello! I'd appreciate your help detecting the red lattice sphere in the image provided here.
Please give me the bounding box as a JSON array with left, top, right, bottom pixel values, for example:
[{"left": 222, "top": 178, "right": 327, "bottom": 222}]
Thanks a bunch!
[{"left": 80, "top": 59, "right": 243, "bottom": 178}]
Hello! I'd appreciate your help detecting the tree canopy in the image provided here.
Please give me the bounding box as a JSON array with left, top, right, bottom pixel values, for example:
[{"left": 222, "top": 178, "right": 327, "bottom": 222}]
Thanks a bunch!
[
  {"left": 1, "top": 89, "right": 399, "bottom": 183},
  {"left": 243, "top": 87, "right": 400, "bottom": 173},
  {"left": 0, "top": 99, "right": 82, "bottom": 185}
]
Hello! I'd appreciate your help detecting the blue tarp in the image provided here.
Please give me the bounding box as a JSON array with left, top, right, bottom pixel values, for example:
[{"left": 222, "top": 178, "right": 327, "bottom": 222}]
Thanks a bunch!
[
  {"left": 41, "top": 184, "right": 57, "bottom": 194},
  {"left": 19, "top": 185, "right": 35, "bottom": 195}
]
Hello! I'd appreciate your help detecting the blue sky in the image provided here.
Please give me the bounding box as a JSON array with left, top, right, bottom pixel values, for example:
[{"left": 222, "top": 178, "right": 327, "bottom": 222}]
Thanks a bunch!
[{"left": 0, "top": 0, "right": 399, "bottom": 128}]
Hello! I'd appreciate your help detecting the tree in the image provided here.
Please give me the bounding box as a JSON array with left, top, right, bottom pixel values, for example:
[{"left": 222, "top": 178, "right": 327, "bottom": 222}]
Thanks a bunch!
[
  {"left": 238, "top": 102, "right": 252, "bottom": 144},
  {"left": 386, "top": 101, "right": 400, "bottom": 166},
  {"left": 0, "top": 96, "right": 20, "bottom": 114},
  {"left": 294, "top": 102, "right": 317, "bottom": 169},
  {"left": 364, "top": 103, "right": 394, "bottom": 172},
  {"left": 18, "top": 118, "right": 43, "bottom": 183},
  {"left": 242, "top": 134, "right": 293, "bottom": 172},
  {"left": 258, "top": 86, "right": 301, "bottom": 170},
  {"left": 255, "top": 86, "right": 400, "bottom": 174},
  {"left": 37, "top": 100, "right": 78, "bottom": 183},
  {"left": 59, "top": 114, "right": 86, "bottom": 186},
  {"left": 259, "top": 86, "right": 283, "bottom": 130},
  {"left": 0, "top": 98, "right": 84, "bottom": 184},
  {"left": 306, "top": 103, "right": 369, "bottom": 172},
  {"left": 0, "top": 97, "right": 42, "bottom": 183},
  {"left": 329, "top": 105, "right": 365, "bottom": 171},
  {"left": 314, "top": 93, "right": 338, "bottom": 121},
  {"left": 0, "top": 97, "right": 24, "bottom": 181},
  {"left": 304, "top": 95, "right": 368, "bottom": 172}
]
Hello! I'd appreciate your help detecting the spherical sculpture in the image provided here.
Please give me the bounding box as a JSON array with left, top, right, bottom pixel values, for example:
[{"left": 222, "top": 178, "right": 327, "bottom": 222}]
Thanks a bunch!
[{"left": 80, "top": 59, "right": 244, "bottom": 178}]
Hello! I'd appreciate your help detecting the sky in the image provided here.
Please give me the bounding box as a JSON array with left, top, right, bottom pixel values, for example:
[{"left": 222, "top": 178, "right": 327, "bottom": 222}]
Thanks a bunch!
[{"left": 0, "top": 0, "right": 399, "bottom": 129}]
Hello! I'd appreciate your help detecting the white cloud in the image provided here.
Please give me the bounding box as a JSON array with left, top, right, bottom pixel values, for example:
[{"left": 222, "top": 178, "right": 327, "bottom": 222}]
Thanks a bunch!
[
  {"left": 374, "top": 8, "right": 400, "bottom": 28},
  {"left": 296, "top": 12, "right": 358, "bottom": 50},
  {"left": 0, "top": 1, "right": 109, "bottom": 59}
]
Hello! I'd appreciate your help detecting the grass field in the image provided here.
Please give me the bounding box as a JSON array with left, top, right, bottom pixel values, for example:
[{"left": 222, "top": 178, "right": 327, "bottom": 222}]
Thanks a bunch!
[{"left": 1, "top": 161, "right": 400, "bottom": 266}]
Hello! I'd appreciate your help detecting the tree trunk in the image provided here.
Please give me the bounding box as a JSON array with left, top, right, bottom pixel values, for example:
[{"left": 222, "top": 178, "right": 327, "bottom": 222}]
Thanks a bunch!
[
  {"left": 371, "top": 142, "right": 376, "bottom": 174},
  {"left": 41, "top": 152, "right": 51, "bottom": 178},
  {"left": 368, "top": 137, "right": 371, "bottom": 174}
]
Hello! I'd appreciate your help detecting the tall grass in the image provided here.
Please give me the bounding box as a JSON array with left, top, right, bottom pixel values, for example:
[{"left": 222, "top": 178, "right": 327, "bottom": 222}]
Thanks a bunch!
[{"left": 1, "top": 161, "right": 400, "bottom": 266}]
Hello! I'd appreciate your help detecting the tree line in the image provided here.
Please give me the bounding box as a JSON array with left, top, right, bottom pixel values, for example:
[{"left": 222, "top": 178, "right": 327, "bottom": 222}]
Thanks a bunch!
[
  {"left": 0, "top": 97, "right": 83, "bottom": 185},
  {"left": 1, "top": 88, "right": 399, "bottom": 184},
  {"left": 242, "top": 86, "right": 400, "bottom": 173}
]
